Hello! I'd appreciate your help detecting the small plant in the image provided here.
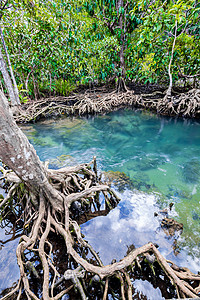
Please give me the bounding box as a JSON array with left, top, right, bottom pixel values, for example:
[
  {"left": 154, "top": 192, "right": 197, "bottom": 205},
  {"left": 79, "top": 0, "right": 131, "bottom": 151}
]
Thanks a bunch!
[
  {"left": 55, "top": 78, "right": 76, "bottom": 96},
  {"left": 39, "top": 79, "right": 56, "bottom": 96},
  {"left": 18, "top": 84, "right": 29, "bottom": 103}
]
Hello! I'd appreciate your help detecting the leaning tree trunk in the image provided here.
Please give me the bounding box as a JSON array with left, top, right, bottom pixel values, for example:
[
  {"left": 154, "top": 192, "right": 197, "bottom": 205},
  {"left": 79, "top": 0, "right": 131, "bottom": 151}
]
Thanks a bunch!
[
  {"left": 0, "top": 47, "right": 20, "bottom": 107},
  {"left": 0, "top": 91, "right": 63, "bottom": 211},
  {"left": 0, "top": 25, "right": 20, "bottom": 105},
  {"left": 165, "top": 20, "right": 177, "bottom": 100}
]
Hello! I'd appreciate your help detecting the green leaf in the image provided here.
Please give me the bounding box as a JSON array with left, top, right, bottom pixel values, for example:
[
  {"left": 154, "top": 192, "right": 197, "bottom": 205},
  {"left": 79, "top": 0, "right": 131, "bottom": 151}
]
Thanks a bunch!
[{"left": 157, "top": 23, "right": 162, "bottom": 31}]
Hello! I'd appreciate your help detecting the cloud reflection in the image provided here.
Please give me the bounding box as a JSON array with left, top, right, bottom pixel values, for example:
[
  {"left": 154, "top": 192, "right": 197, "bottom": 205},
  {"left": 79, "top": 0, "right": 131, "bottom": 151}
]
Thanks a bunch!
[
  {"left": 81, "top": 189, "right": 200, "bottom": 273},
  {"left": 82, "top": 190, "right": 162, "bottom": 265}
]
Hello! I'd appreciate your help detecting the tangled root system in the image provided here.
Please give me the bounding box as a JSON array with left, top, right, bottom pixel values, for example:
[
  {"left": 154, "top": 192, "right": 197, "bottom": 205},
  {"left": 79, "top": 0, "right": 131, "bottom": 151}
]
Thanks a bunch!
[
  {"left": 14, "top": 88, "right": 200, "bottom": 123},
  {"left": 1, "top": 158, "right": 200, "bottom": 299}
]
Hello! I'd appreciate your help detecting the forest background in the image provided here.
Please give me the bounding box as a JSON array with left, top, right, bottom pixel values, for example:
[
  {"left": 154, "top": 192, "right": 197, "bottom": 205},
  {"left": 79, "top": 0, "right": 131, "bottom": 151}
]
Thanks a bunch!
[{"left": 0, "top": 0, "right": 199, "bottom": 103}]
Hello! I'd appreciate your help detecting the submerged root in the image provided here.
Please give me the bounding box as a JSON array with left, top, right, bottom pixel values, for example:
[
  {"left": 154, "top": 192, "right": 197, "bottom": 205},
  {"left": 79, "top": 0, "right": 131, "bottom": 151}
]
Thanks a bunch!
[{"left": 0, "top": 158, "right": 200, "bottom": 299}]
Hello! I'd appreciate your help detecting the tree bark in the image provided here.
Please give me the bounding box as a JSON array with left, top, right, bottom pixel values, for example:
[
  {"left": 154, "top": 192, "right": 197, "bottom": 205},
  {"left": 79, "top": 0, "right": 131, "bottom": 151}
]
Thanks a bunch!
[
  {"left": 0, "top": 25, "right": 20, "bottom": 105},
  {"left": 0, "top": 91, "right": 63, "bottom": 211},
  {"left": 166, "top": 20, "right": 177, "bottom": 98},
  {"left": 0, "top": 46, "right": 19, "bottom": 106}
]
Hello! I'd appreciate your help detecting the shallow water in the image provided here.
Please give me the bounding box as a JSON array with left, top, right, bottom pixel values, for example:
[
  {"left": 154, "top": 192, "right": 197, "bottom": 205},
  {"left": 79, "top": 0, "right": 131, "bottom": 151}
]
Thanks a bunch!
[{"left": 1, "top": 109, "right": 200, "bottom": 296}]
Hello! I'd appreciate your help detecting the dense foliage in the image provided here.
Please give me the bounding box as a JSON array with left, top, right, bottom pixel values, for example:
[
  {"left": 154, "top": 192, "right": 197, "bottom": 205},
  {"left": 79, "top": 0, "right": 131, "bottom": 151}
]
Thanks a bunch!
[{"left": 0, "top": 0, "right": 200, "bottom": 99}]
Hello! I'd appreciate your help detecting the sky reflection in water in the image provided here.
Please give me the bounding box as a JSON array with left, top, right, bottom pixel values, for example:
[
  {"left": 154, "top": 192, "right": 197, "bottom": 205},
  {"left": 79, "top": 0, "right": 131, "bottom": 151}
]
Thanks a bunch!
[{"left": 0, "top": 187, "right": 21, "bottom": 291}]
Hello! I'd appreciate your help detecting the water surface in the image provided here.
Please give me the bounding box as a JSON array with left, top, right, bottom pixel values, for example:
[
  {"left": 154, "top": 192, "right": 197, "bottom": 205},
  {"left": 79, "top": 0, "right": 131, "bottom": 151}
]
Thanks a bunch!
[
  {"left": 22, "top": 109, "right": 200, "bottom": 271},
  {"left": 1, "top": 109, "right": 200, "bottom": 296}
]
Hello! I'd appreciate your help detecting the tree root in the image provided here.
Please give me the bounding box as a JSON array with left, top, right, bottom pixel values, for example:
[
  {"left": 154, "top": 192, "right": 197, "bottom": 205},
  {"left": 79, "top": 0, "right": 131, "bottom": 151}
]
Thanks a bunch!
[
  {"left": 14, "top": 88, "right": 200, "bottom": 123},
  {"left": 1, "top": 159, "right": 200, "bottom": 299}
]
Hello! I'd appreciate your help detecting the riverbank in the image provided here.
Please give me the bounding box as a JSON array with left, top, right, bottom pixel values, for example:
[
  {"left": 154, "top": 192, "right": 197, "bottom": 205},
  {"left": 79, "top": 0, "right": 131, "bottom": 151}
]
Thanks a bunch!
[{"left": 14, "top": 86, "right": 200, "bottom": 123}]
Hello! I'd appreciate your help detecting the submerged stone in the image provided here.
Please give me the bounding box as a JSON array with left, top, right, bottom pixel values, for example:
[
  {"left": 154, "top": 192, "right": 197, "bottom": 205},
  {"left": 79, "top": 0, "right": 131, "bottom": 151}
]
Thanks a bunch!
[
  {"left": 167, "top": 186, "right": 192, "bottom": 200},
  {"left": 182, "top": 159, "right": 200, "bottom": 184},
  {"left": 161, "top": 217, "right": 183, "bottom": 237},
  {"left": 135, "top": 156, "right": 164, "bottom": 171},
  {"left": 102, "top": 170, "right": 134, "bottom": 192},
  {"left": 48, "top": 154, "right": 77, "bottom": 168},
  {"left": 102, "top": 170, "right": 153, "bottom": 193},
  {"left": 192, "top": 211, "right": 200, "bottom": 221},
  {"left": 53, "top": 117, "right": 85, "bottom": 130}
]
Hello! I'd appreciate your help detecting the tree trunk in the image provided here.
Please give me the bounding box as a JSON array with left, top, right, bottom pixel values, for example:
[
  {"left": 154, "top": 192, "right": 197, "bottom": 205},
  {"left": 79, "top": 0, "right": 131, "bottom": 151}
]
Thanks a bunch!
[
  {"left": 118, "top": 0, "right": 125, "bottom": 80},
  {"left": 119, "top": 43, "right": 125, "bottom": 79},
  {"left": 0, "top": 47, "right": 19, "bottom": 106},
  {"left": 0, "top": 91, "right": 63, "bottom": 211},
  {"left": 116, "top": 42, "right": 127, "bottom": 92},
  {"left": 0, "top": 25, "right": 20, "bottom": 105},
  {"left": 165, "top": 20, "right": 177, "bottom": 99},
  {"left": 116, "top": 0, "right": 127, "bottom": 92}
]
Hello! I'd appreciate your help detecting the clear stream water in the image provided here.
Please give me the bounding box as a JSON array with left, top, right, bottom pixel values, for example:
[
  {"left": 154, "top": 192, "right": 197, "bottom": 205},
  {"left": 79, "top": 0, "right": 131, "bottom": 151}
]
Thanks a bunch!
[{"left": 1, "top": 109, "right": 200, "bottom": 298}]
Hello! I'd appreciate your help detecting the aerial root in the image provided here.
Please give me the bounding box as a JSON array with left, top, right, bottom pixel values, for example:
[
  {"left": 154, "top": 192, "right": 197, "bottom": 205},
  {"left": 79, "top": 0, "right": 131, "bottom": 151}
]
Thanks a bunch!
[
  {"left": 1, "top": 158, "right": 200, "bottom": 299},
  {"left": 156, "top": 88, "right": 200, "bottom": 117},
  {"left": 14, "top": 88, "right": 200, "bottom": 122}
]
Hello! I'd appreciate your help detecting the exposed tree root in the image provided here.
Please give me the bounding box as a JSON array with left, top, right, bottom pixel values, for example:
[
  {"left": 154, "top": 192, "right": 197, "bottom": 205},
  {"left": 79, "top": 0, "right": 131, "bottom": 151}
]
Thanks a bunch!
[
  {"left": 156, "top": 88, "right": 200, "bottom": 117},
  {"left": 1, "top": 158, "right": 200, "bottom": 299},
  {"left": 116, "top": 77, "right": 128, "bottom": 93},
  {"left": 14, "top": 88, "right": 200, "bottom": 123}
]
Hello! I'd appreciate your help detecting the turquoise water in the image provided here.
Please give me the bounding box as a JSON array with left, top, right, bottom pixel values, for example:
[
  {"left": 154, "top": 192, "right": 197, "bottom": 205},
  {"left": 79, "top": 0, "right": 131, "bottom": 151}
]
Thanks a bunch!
[
  {"left": 21, "top": 109, "right": 200, "bottom": 272},
  {"left": 1, "top": 108, "right": 200, "bottom": 296}
]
